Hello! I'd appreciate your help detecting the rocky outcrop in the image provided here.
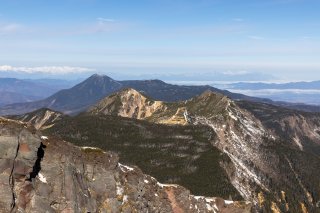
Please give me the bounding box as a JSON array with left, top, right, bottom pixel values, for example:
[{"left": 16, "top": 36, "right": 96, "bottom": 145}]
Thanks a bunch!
[
  {"left": 88, "top": 88, "right": 167, "bottom": 120},
  {"left": 0, "top": 117, "right": 251, "bottom": 212}
]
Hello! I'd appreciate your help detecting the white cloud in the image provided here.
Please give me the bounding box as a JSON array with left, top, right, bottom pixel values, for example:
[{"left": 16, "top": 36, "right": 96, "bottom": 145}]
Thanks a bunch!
[
  {"left": 97, "top": 17, "right": 115, "bottom": 23},
  {"left": 222, "top": 71, "right": 250, "bottom": 75},
  {"left": 0, "top": 65, "right": 94, "bottom": 74},
  {"left": 230, "top": 89, "right": 320, "bottom": 95},
  {"left": 72, "top": 18, "right": 123, "bottom": 34}
]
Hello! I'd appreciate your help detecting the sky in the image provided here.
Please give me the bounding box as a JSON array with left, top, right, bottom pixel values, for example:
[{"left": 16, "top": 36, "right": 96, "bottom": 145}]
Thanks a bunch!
[{"left": 0, "top": 0, "right": 320, "bottom": 81}]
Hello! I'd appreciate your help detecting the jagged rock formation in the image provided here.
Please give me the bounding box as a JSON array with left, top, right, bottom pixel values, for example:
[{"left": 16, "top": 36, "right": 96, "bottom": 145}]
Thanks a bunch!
[
  {"left": 0, "top": 117, "right": 252, "bottom": 212},
  {"left": 7, "top": 108, "right": 65, "bottom": 130}
]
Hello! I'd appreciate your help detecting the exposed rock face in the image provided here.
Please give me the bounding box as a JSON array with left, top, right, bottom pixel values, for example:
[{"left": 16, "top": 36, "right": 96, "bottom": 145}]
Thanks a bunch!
[
  {"left": 7, "top": 108, "right": 65, "bottom": 130},
  {"left": 0, "top": 117, "right": 251, "bottom": 212}
]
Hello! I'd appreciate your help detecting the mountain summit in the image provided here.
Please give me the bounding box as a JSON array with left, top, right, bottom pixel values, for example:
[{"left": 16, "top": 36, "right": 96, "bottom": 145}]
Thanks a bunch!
[{"left": 88, "top": 88, "right": 166, "bottom": 119}]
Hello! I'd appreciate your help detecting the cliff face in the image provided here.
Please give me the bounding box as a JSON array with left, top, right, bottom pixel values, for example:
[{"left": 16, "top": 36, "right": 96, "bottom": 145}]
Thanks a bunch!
[{"left": 0, "top": 117, "right": 251, "bottom": 213}]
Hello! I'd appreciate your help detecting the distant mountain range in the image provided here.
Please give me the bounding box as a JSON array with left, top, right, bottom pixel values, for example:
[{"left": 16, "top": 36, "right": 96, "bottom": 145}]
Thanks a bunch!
[
  {"left": 0, "top": 74, "right": 270, "bottom": 116},
  {"left": 2, "top": 74, "right": 320, "bottom": 116},
  {"left": 0, "top": 78, "right": 78, "bottom": 106},
  {"left": 214, "top": 81, "right": 320, "bottom": 105}
]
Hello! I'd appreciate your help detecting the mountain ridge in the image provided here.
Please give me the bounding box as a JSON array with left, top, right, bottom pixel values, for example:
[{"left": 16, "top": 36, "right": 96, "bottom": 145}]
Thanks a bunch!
[{"left": 0, "top": 74, "right": 273, "bottom": 116}]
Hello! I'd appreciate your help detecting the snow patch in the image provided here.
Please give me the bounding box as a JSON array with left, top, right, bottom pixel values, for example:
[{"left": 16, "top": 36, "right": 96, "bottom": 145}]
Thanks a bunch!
[
  {"left": 81, "top": 146, "right": 100, "bottom": 150},
  {"left": 225, "top": 200, "right": 234, "bottom": 205},
  {"left": 122, "top": 195, "right": 128, "bottom": 204},
  {"left": 194, "top": 196, "right": 204, "bottom": 200},
  {"left": 157, "top": 183, "right": 178, "bottom": 188},
  {"left": 118, "top": 163, "right": 134, "bottom": 172},
  {"left": 206, "top": 203, "right": 216, "bottom": 212},
  {"left": 81, "top": 146, "right": 106, "bottom": 153},
  {"left": 228, "top": 111, "right": 238, "bottom": 120},
  {"left": 293, "top": 136, "right": 303, "bottom": 151},
  {"left": 38, "top": 173, "right": 47, "bottom": 183},
  {"left": 40, "top": 136, "right": 48, "bottom": 140},
  {"left": 116, "top": 182, "right": 124, "bottom": 196}
]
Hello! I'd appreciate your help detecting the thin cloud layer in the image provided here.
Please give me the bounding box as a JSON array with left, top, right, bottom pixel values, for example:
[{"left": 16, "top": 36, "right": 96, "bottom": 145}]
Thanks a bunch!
[
  {"left": 0, "top": 23, "right": 24, "bottom": 35},
  {"left": 0, "top": 65, "right": 94, "bottom": 74}
]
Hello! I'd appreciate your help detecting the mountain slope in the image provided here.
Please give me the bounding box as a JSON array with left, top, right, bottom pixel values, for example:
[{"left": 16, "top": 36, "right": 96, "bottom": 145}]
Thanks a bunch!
[
  {"left": 237, "top": 100, "right": 320, "bottom": 155},
  {"left": 184, "top": 93, "right": 320, "bottom": 212},
  {"left": 45, "top": 114, "right": 242, "bottom": 199},
  {"left": 0, "top": 117, "right": 251, "bottom": 212}
]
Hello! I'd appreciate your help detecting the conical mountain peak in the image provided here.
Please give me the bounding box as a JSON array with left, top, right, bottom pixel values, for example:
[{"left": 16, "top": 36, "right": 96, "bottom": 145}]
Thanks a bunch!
[{"left": 197, "top": 89, "right": 225, "bottom": 99}]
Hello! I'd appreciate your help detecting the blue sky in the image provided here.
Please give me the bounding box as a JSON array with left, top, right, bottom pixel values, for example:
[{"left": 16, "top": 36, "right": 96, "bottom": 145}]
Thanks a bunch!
[{"left": 0, "top": 0, "right": 320, "bottom": 81}]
